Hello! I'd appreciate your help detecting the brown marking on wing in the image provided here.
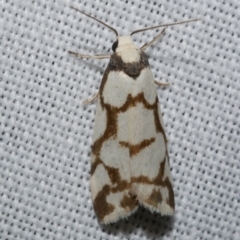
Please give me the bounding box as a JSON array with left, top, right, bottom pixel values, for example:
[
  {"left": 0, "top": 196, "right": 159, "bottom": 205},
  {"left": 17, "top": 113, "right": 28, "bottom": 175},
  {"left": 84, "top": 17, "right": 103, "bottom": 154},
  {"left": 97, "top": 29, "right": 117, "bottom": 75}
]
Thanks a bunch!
[
  {"left": 119, "top": 137, "right": 155, "bottom": 157},
  {"left": 152, "top": 97, "right": 167, "bottom": 141},
  {"left": 99, "top": 68, "right": 111, "bottom": 108},
  {"left": 165, "top": 176, "right": 175, "bottom": 209},
  {"left": 146, "top": 189, "right": 163, "bottom": 208},
  {"left": 117, "top": 92, "right": 156, "bottom": 112},
  {"left": 91, "top": 157, "right": 101, "bottom": 176},
  {"left": 154, "top": 159, "right": 166, "bottom": 185},
  {"left": 93, "top": 185, "right": 114, "bottom": 222},
  {"left": 92, "top": 104, "right": 118, "bottom": 156},
  {"left": 121, "top": 194, "right": 138, "bottom": 211},
  {"left": 103, "top": 165, "right": 129, "bottom": 193}
]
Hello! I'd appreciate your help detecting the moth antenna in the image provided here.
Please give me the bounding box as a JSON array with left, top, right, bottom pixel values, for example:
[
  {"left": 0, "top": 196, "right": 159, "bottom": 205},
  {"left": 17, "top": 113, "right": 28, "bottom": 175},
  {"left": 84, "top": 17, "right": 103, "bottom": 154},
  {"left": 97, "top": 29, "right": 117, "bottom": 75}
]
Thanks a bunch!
[
  {"left": 131, "top": 19, "right": 201, "bottom": 35},
  {"left": 70, "top": 6, "right": 118, "bottom": 36}
]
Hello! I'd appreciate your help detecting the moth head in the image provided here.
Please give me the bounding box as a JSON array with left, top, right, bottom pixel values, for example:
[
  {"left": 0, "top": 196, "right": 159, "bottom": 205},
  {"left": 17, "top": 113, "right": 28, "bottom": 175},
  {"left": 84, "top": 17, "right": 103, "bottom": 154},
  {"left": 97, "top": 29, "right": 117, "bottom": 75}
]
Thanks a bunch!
[{"left": 112, "top": 36, "right": 137, "bottom": 54}]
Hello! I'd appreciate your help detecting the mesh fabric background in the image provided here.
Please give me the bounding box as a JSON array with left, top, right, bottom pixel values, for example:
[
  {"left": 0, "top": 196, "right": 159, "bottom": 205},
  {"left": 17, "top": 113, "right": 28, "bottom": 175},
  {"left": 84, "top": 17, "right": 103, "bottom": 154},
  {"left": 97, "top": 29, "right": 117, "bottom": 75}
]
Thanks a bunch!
[{"left": 1, "top": 0, "right": 239, "bottom": 239}]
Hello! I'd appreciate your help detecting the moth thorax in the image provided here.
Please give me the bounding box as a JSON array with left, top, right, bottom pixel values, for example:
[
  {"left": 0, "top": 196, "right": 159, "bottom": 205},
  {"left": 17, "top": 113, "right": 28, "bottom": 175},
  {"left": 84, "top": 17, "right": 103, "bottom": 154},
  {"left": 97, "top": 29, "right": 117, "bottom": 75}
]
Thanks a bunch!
[{"left": 116, "top": 36, "right": 140, "bottom": 63}]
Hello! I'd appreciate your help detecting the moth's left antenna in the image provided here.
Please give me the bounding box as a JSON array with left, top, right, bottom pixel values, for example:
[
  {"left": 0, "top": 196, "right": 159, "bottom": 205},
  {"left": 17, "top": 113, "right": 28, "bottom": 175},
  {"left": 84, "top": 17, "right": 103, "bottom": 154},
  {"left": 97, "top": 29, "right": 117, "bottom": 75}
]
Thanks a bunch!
[{"left": 70, "top": 7, "right": 118, "bottom": 36}]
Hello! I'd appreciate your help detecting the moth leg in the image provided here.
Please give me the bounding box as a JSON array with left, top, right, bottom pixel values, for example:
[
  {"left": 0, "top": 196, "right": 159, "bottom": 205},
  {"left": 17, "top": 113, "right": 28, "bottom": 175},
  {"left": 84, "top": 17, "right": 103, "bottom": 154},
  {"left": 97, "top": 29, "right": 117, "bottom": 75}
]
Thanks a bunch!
[
  {"left": 69, "top": 51, "right": 110, "bottom": 59},
  {"left": 154, "top": 80, "right": 170, "bottom": 87},
  {"left": 82, "top": 91, "right": 99, "bottom": 104},
  {"left": 140, "top": 28, "right": 166, "bottom": 51}
]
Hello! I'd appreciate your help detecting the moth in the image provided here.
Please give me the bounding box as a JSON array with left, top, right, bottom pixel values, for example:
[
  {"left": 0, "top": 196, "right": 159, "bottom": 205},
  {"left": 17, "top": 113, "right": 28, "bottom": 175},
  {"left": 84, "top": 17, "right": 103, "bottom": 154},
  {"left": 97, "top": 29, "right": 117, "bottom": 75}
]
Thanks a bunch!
[{"left": 69, "top": 7, "right": 199, "bottom": 224}]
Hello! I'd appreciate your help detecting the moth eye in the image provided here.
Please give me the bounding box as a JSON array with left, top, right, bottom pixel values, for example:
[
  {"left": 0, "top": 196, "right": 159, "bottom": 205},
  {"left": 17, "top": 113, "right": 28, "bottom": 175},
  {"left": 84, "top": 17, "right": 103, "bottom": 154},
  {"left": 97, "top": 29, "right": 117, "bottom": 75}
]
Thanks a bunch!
[{"left": 112, "top": 40, "right": 118, "bottom": 52}]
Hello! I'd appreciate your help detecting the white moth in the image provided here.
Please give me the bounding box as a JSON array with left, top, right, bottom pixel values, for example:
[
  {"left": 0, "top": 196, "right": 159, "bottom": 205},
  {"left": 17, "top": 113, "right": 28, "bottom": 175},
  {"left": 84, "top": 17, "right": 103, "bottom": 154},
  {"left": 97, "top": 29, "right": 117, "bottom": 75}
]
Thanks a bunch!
[{"left": 70, "top": 7, "right": 199, "bottom": 224}]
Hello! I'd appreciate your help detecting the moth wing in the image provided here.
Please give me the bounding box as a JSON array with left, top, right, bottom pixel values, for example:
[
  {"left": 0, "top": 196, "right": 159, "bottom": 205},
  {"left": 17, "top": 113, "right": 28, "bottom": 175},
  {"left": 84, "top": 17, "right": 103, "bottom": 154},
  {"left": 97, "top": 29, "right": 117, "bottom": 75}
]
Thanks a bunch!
[
  {"left": 125, "top": 67, "right": 175, "bottom": 215},
  {"left": 90, "top": 57, "right": 174, "bottom": 223},
  {"left": 90, "top": 69, "right": 139, "bottom": 224}
]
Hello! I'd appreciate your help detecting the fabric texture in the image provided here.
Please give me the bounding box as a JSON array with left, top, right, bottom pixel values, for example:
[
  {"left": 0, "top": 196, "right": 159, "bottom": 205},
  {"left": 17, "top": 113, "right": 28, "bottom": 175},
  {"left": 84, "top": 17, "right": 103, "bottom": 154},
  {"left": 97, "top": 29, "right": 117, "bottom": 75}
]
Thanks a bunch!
[{"left": 1, "top": 0, "right": 239, "bottom": 239}]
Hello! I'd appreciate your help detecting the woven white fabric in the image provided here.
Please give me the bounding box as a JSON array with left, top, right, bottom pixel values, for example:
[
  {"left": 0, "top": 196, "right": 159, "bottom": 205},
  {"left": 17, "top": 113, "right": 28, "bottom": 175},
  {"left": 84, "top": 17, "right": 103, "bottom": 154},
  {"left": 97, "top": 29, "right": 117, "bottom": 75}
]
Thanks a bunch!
[{"left": 1, "top": 0, "right": 239, "bottom": 239}]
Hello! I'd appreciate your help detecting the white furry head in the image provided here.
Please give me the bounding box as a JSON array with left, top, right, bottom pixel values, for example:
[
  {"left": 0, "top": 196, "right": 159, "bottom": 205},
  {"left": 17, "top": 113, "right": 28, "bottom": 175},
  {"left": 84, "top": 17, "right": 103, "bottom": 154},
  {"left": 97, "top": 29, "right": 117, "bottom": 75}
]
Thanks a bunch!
[{"left": 113, "top": 36, "right": 140, "bottom": 63}]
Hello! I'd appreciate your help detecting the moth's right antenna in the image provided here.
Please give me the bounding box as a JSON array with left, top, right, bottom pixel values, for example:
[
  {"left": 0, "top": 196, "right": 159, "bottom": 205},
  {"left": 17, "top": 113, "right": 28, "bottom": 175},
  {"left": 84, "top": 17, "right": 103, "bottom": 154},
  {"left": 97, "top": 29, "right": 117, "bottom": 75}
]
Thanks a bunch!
[{"left": 70, "top": 7, "right": 118, "bottom": 36}]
